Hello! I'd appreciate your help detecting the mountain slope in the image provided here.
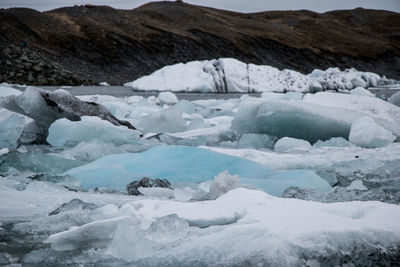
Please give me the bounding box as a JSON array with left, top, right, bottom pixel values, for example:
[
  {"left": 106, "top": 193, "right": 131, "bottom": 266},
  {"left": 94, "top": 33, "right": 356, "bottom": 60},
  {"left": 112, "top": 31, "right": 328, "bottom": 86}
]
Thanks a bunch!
[{"left": 0, "top": 1, "right": 399, "bottom": 85}]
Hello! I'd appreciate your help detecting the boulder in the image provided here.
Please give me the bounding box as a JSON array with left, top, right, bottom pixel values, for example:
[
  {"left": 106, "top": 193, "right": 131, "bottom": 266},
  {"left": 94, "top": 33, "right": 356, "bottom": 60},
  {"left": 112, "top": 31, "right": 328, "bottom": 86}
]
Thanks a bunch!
[{"left": 127, "top": 177, "right": 172, "bottom": 196}]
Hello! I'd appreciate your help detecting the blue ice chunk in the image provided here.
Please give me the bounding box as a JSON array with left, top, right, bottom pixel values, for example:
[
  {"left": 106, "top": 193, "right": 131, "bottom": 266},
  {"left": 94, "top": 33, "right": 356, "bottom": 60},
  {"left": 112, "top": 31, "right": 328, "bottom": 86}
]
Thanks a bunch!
[
  {"left": 65, "top": 145, "right": 273, "bottom": 191},
  {"left": 242, "top": 170, "right": 332, "bottom": 196},
  {"left": 65, "top": 146, "right": 331, "bottom": 196}
]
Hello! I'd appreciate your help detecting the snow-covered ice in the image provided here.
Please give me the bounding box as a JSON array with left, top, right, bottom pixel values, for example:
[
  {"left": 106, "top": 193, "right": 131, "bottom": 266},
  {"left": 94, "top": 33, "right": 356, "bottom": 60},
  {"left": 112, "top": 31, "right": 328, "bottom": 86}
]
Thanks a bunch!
[{"left": 126, "top": 58, "right": 385, "bottom": 93}]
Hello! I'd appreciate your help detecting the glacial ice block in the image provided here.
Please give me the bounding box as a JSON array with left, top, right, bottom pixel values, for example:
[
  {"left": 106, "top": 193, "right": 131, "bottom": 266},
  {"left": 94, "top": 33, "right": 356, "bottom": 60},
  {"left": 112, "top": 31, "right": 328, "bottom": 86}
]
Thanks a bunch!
[
  {"left": 65, "top": 146, "right": 331, "bottom": 196},
  {"left": 349, "top": 116, "right": 396, "bottom": 148},
  {"left": 65, "top": 145, "right": 273, "bottom": 191},
  {"left": 231, "top": 100, "right": 360, "bottom": 143},
  {"left": 0, "top": 85, "right": 22, "bottom": 97},
  {"left": 47, "top": 116, "right": 140, "bottom": 147},
  {"left": 303, "top": 92, "right": 400, "bottom": 137},
  {"left": 0, "top": 108, "right": 39, "bottom": 149},
  {"left": 125, "top": 58, "right": 384, "bottom": 93}
]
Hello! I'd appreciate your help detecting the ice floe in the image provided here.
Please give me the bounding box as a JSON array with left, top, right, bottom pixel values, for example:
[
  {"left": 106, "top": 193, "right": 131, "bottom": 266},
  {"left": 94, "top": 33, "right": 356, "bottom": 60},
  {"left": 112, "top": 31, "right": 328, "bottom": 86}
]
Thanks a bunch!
[{"left": 39, "top": 188, "right": 400, "bottom": 265}]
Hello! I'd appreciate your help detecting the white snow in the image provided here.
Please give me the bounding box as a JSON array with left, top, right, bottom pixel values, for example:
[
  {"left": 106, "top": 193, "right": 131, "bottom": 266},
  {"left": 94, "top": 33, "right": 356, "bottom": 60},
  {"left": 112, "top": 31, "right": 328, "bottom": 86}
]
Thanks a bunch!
[
  {"left": 125, "top": 60, "right": 217, "bottom": 92},
  {"left": 349, "top": 116, "right": 396, "bottom": 148}
]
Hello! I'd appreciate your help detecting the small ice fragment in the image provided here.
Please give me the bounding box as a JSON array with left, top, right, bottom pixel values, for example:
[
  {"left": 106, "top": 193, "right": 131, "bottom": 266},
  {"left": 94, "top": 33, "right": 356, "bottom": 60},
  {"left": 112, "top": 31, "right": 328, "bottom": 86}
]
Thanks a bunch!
[
  {"left": 349, "top": 116, "right": 396, "bottom": 148},
  {"left": 157, "top": 92, "right": 178, "bottom": 105},
  {"left": 346, "top": 180, "right": 368, "bottom": 191},
  {"left": 209, "top": 170, "right": 241, "bottom": 199},
  {"left": 350, "top": 87, "right": 375, "bottom": 97},
  {"left": 274, "top": 137, "right": 312, "bottom": 153}
]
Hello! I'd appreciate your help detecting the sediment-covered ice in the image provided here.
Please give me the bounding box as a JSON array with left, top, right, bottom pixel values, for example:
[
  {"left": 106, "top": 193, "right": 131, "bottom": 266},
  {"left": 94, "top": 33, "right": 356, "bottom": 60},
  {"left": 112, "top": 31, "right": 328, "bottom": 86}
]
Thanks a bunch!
[{"left": 125, "top": 58, "right": 384, "bottom": 93}]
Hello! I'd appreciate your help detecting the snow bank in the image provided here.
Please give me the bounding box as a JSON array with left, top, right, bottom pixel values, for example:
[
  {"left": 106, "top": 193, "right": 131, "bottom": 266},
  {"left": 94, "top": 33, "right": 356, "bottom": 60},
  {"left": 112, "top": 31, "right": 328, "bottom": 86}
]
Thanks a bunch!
[{"left": 125, "top": 58, "right": 383, "bottom": 93}]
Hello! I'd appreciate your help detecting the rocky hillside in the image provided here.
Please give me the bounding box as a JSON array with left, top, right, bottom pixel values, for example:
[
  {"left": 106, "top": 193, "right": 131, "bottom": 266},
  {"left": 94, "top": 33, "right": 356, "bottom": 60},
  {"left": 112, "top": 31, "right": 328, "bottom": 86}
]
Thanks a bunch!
[{"left": 0, "top": 1, "right": 399, "bottom": 85}]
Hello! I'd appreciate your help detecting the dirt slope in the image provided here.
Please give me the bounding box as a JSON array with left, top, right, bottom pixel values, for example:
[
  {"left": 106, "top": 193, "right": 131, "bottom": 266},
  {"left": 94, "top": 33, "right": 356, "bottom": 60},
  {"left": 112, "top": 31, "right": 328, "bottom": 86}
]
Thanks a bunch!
[{"left": 0, "top": 1, "right": 399, "bottom": 85}]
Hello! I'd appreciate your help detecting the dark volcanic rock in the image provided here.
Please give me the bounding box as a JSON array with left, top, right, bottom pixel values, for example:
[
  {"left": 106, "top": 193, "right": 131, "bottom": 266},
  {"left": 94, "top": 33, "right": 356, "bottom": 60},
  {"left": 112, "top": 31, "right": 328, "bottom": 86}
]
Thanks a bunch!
[
  {"left": 0, "top": 86, "right": 136, "bottom": 143},
  {"left": 0, "top": 44, "right": 92, "bottom": 85},
  {"left": 0, "top": 2, "right": 399, "bottom": 85},
  {"left": 127, "top": 177, "right": 172, "bottom": 196}
]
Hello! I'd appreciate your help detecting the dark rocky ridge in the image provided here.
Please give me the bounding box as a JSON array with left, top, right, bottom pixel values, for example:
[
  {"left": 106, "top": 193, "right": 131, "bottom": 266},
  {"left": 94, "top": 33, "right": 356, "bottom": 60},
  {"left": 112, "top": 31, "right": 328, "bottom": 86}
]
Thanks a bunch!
[{"left": 0, "top": 1, "right": 399, "bottom": 85}]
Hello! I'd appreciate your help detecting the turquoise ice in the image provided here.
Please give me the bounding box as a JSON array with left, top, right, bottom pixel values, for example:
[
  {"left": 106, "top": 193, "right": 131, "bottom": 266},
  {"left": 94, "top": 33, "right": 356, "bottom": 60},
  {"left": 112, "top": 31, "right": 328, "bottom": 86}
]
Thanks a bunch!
[{"left": 65, "top": 145, "right": 331, "bottom": 196}]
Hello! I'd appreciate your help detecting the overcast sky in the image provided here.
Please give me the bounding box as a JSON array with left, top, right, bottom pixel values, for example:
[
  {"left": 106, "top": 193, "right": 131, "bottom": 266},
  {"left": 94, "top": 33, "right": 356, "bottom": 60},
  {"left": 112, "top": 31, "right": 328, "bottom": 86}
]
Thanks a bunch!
[{"left": 0, "top": 0, "right": 399, "bottom": 13}]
